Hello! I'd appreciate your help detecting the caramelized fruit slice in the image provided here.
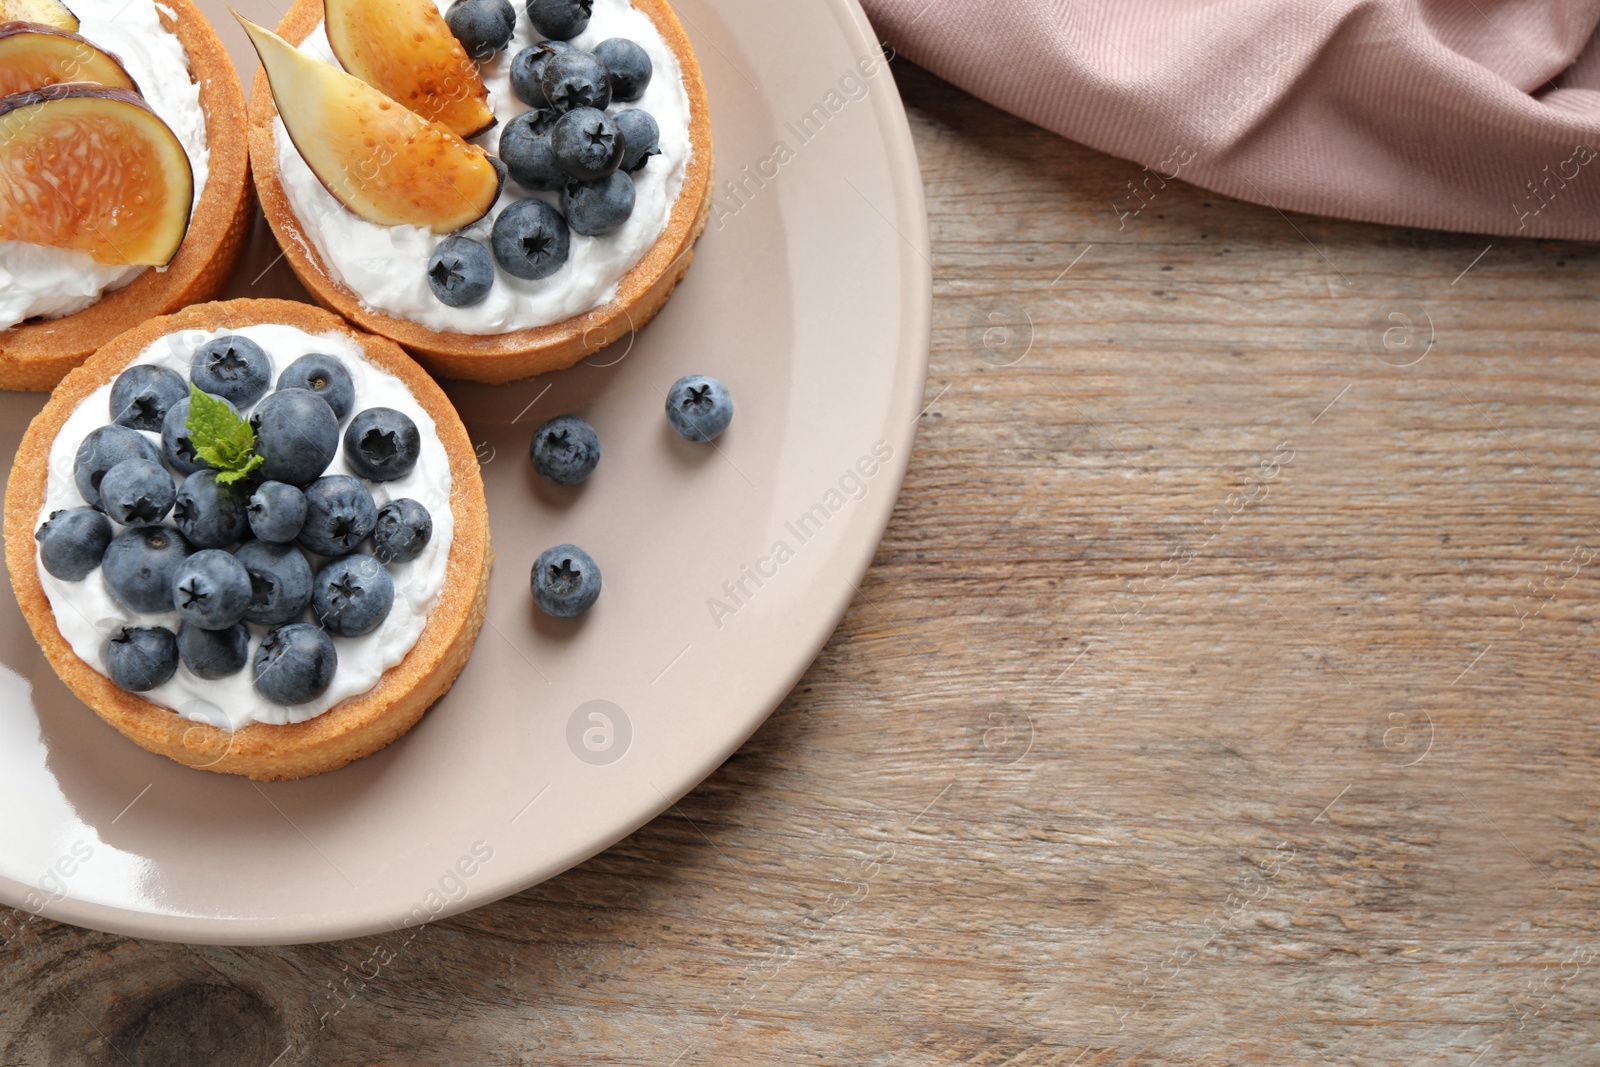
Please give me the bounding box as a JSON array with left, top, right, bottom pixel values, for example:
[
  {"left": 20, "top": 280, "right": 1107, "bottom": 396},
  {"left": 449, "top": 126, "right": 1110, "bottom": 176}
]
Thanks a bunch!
[
  {"left": 0, "top": 84, "right": 193, "bottom": 266},
  {"left": 0, "top": 0, "right": 77, "bottom": 32},
  {"left": 325, "top": 0, "right": 495, "bottom": 139},
  {"left": 240, "top": 16, "right": 497, "bottom": 233},
  {"left": 0, "top": 23, "right": 138, "bottom": 97}
]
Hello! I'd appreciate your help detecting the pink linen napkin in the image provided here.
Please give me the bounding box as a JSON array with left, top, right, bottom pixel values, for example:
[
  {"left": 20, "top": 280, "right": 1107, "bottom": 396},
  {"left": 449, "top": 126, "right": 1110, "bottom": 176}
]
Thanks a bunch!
[{"left": 862, "top": 0, "right": 1600, "bottom": 240}]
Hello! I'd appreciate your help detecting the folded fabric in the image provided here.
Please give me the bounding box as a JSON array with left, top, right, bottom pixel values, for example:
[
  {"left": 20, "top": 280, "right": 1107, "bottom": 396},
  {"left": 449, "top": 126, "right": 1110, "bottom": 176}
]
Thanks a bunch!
[{"left": 862, "top": 0, "right": 1600, "bottom": 240}]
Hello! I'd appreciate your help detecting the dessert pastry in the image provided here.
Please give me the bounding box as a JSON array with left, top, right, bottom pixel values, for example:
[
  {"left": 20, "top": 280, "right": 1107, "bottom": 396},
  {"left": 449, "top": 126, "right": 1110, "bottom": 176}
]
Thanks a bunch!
[
  {"left": 245, "top": 0, "right": 711, "bottom": 384},
  {"left": 3, "top": 298, "right": 491, "bottom": 780},
  {"left": 0, "top": 0, "right": 253, "bottom": 391}
]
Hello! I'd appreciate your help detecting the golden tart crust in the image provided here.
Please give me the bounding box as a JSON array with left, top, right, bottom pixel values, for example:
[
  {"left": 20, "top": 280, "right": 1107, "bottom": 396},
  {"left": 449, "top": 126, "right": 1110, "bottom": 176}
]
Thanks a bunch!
[
  {"left": 247, "top": 0, "right": 712, "bottom": 384},
  {"left": 3, "top": 299, "right": 492, "bottom": 781},
  {"left": 0, "top": 0, "right": 254, "bottom": 393}
]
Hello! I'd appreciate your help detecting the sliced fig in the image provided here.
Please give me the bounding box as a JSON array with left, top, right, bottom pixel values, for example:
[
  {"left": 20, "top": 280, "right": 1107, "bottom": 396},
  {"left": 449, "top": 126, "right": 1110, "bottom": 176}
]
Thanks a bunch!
[
  {"left": 325, "top": 0, "right": 495, "bottom": 139},
  {"left": 0, "top": 0, "right": 78, "bottom": 33},
  {"left": 0, "top": 83, "right": 193, "bottom": 266},
  {"left": 0, "top": 23, "right": 138, "bottom": 97},
  {"left": 239, "top": 16, "right": 498, "bottom": 233}
]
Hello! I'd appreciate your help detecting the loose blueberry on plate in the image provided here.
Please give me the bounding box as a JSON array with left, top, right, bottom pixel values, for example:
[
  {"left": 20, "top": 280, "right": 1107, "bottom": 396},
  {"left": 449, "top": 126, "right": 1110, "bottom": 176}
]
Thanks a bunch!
[
  {"left": 35, "top": 507, "right": 113, "bottom": 582},
  {"left": 508, "top": 39, "right": 572, "bottom": 108},
  {"left": 234, "top": 539, "right": 315, "bottom": 626},
  {"left": 540, "top": 49, "right": 609, "bottom": 113},
  {"left": 491, "top": 198, "right": 571, "bottom": 280},
  {"left": 665, "top": 374, "right": 734, "bottom": 441},
  {"left": 529, "top": 414, "right": 600, "bottom": 485},
  {"left": 173, "top": 470, "right": 250, "bottom": 550},
  {"left": 177, "top": 621, "right": 250, "bottom": 679},
  {"left": 373, "top": 498, "right": 433, "bottom": 564},
  {"left": 99, "top": 458, "right": 176, "bottom": 527},
  {"left": 107, "top": 626, "right": 179, "bottom": 692},
  {"left": 74, "top": 424, "right": 163, "bottom": 511},
  {"left": 525, "top": 0, "right": 591, "bottom": 41},
  {"left": 551, "top": 107, "right": 623, "bottom": 181},
  {"left": 161, "top": 393, "right": 238, "bottom": 476},
  {"left": 444, "top": 0, "right": 515, "bottom": 59},
  {"left": 487, "top": 154, "right": 509, "bottom": 198},
  {"left": 498, "top": 108, "right": 565, "bottom": 191},
  {"left": 426, "top": 236, "right": 496, "bottom": 308},
  {"left": 563, "top": 172, "right": 635, "bottom": 236},
  {"left": 191, "top": 335, "right": 272, "bottom": 408},
  {"left": 276, "top": 353, "right": 355, "bottom": 423},
  {"left": 247, "top": 480, "right": 307, "bottom": 543},
  {"left": 298, "top": 475, "right": 378, "bottom": 556},
  {"left": 344, "top": 408, "right": 421, "bottom": 482},
  {"left": 593, "top": 37, "right": 651, "bottom": 101},
  {"left": 170, "top": 549, "right": 253, "bottom": 630},
  {"left": 253, "top": 622, "right": 338, "bottom": 705},
  {"left": 613, "top": 108, "right": 659, "bottom": 172},
  {"left": 102, "top": 526, "right": 193, "bottom": 613},
  {"left": 109, "top": 364, "right": 188, "bottom": 432},
  {"left": 312, "top": 553, "right": 395, "bottom": 637},
  {"left": 532, "top": 543, "right": 601, "bottom": 617},
  {"left": 251, "top": 388, "right": 339, "bottom": 486}
]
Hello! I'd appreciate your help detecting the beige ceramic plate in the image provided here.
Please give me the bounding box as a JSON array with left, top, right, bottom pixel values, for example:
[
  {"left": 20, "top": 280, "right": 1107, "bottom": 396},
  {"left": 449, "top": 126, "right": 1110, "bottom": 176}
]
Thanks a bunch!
[{"left": 0, "top": 0, "right": 929, "bottom": 944}]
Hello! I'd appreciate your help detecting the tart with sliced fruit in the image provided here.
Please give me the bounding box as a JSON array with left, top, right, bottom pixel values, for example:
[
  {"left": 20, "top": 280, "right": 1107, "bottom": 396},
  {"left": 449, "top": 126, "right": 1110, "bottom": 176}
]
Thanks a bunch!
[
  {"left": 246, "top": 0, "right": 711, "bottom": 384},
  {"left": 3, "top": 298, "right": 492, "bottom": 780},
  {"left": 0, "top": 0, "right": 251, "bottom": 392}
]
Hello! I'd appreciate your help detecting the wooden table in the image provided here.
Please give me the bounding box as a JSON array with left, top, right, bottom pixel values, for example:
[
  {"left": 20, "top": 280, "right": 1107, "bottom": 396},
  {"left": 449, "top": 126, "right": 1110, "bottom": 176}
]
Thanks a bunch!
[{"left": 6, "top": 59, "right": 1600, "bottom": 1066}]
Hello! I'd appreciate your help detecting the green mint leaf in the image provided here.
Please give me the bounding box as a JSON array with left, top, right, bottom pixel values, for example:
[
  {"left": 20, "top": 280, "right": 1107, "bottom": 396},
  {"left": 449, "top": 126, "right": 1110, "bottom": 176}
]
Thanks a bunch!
[{"left": 185, "top": 383, "right": 263, "bottom": 478}]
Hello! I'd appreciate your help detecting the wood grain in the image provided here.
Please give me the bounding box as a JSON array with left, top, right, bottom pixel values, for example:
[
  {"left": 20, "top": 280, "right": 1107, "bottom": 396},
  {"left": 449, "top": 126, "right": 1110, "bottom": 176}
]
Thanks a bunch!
[{"left": 6, "top": 60, "right": 1600, "bottom": 1065}]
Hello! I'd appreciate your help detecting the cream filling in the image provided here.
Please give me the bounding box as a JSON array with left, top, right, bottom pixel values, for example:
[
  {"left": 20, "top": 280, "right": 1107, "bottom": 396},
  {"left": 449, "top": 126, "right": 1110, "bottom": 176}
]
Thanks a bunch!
[
  {"left": 272, "top": 0, "right": 691, "bottom": 334},
  {"left": 0, "top": 0, "right": 211, "bottom": 331},
  {"left": 34, "top": 323, "right": 454, "bottom": 730}
]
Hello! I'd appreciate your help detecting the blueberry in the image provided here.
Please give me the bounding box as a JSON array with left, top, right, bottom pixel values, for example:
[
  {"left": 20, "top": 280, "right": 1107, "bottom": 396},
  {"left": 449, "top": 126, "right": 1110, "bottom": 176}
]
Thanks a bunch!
[
  {"left": 525, "top": 0, "right": 591, "bottom": 41},
  {"left": 487, "top": 154, "right": 509, "bottom": 199},
  {"left": 613, "top": 108, "right": 659, "bottom": 172},
  {"left": 665, "top": 374, "right": 734, "bottom": 441},
  {"left": 102, "top": 526, "right": 193, "bottom": 614},
  {"left": 98, "top": 458, "right": 176, "bottom": 527},
  {"left": 35, "top": 507, "right": 113, "bottom": 581},
  {"left": 551, "top": 107, "right": 623, "bottom": 180},
  {"left": 529, "top": 414, "right": 599, "bottom": 485},
  {"left": 491, "top": 198, "right": 570, "bottom": 280},
  {"left": 312, "top": 553, "right": 395, "bottom": 637},
  {"left": 508, "top": 39, "right": 571, "bottom": 108},
  {"left": 563, "top": 171, "right": 635, "bottom": 236},
  {"left": 177, "top": 621, "right": 249, "bottom": 679},
  {"left": 532, "top": 543, "right": 600, "bottom": 617},
  {"left": 426, "top": 236, "right": 496, "bottom": 308},
  {"left": 234, "top": 539, "right": 314, "bottom": 626},
  {"left": 498, "top": 108, "right": 565, "bottom": 191},
  {"left": 170, "top": 548, "right": 252, "bottom": 630},
  {"left": 161, "top": 393, "right": 239, "bottom": 476},
  {"left": 276, "top": 353, "right": 355, "bottom": 423},
  {"left": 173, "top": 470, "right": 249, "bottom": 550},
  {"left": 444, "top": 0, "right": 515, "bottom": 59},
  {"left": 343, "top": 408, "right": 421, "bottom": 482},
  {"left": 106, "top": 626, "right": 178, "bottom": 691},
  {"left": 298, "top": 475, "right": 378, "bottom": 557},
  {"left": 253, "top": 622, "right": 337, "bottom": 705},
  {"left": 109, "top": 364, "right": 187, "bottom": 432},
  {"left": 250, "top": 387, "right": 339, "bottom": 486},
  {"left": 74, "top": 424, "right": 162, "bottom": 511},
  {"left": 190, "top": 335, "right": 272, "bottom": 408},
  {"left": 540, "top": 49, "right": 609, "bottom": 112},
  {"left": 373, "top": 498, "right": 433, "bottom": 564},
  {"left": 247, "top": 481, "right": 307, "bottom": 543},
  {"left": 594, "top": 38, "right": 651, "bottom": 101}
]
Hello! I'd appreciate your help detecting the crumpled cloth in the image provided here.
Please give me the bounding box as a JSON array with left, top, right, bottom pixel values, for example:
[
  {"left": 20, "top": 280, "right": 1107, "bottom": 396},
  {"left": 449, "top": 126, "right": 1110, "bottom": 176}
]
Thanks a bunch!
[{"left": 862, "top": 0, "right": 1600, "bottom": 240}]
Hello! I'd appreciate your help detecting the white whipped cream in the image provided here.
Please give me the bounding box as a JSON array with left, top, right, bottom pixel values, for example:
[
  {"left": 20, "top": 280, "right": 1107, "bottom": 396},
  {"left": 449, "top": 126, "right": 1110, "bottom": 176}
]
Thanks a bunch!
[
  {"left": 272, "top": 0, "right": 691, "bottom": 334},
  {"left": 33, "top": 323, "right": 455, "bottom": 729},
  {"left": 0, "top": 0, "right": 211, "bottom": 331}
]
